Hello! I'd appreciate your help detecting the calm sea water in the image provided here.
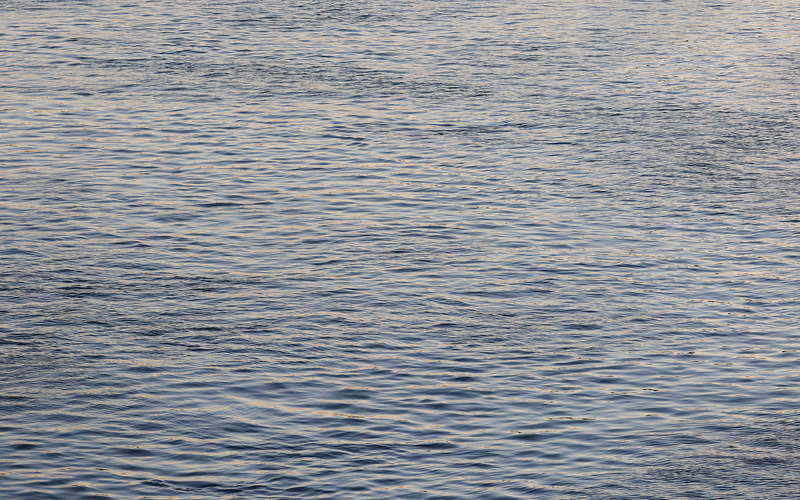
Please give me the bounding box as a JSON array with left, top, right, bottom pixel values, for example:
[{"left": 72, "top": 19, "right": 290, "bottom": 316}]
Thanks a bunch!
[{"left": 2, "top": 1, "right": 799, "bottom": 498}]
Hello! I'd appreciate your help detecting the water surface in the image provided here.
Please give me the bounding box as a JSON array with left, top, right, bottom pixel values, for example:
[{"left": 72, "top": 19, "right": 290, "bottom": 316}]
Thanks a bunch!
[{"left": 1, "top": 1, "right": 799, "bottom": 498}]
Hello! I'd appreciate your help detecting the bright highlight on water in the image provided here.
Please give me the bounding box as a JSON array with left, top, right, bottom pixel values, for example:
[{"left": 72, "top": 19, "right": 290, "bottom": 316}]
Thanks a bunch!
[{"left": 1, "top": 0, "right": 799, "bottom": 498}]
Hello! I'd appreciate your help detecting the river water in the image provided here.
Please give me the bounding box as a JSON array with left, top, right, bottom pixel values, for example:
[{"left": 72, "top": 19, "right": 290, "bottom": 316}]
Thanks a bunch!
[{"left": 1, "top": 1, "right": 799, "bottom": 498}]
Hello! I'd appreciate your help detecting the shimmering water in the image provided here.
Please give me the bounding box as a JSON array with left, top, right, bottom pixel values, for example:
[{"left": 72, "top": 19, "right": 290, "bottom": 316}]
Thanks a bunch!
[{"left": 2, "top": 1, "right": 799, "bottom": 498}]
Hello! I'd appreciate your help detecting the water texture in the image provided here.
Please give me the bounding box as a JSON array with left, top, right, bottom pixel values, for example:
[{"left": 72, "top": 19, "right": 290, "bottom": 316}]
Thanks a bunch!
[{"left": 1, "top": 1, "right": 799, "bottom": 498}]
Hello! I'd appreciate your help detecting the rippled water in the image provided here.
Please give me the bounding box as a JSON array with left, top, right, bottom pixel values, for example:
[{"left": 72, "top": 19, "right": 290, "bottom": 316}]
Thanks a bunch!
[{"left": 2, "top": 1, "right": 800, "bottom": 498}]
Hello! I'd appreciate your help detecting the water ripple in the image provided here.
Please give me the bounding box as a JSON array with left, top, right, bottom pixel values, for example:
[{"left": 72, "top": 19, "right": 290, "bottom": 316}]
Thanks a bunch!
[{"left": 2, "top": 0, "right": 800, "bottom": 498}]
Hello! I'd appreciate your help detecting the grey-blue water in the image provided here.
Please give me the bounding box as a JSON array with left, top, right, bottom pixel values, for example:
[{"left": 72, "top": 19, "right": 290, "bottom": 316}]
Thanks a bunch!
[{"left": 1, "top": 1, "right": 799, "bottom": 498}]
